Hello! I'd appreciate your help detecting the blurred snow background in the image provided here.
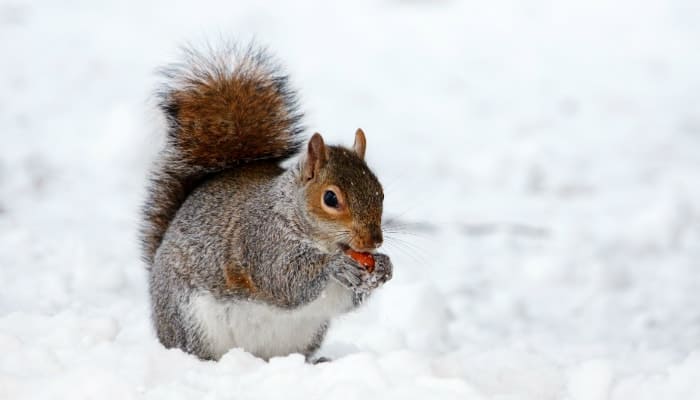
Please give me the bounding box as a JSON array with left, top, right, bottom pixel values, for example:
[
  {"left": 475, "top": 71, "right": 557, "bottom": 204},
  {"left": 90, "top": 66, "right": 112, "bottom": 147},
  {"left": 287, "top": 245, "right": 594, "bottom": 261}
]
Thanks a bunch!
[{"left": 1, "top": 0, "right": 700, "bottom": 398}]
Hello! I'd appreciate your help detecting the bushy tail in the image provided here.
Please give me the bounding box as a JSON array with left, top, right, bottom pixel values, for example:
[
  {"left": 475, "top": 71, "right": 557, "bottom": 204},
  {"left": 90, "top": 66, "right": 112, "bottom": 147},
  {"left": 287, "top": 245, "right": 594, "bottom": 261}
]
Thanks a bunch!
[{"left": 140, "top": 43, "right": 305, "bottom": 265}]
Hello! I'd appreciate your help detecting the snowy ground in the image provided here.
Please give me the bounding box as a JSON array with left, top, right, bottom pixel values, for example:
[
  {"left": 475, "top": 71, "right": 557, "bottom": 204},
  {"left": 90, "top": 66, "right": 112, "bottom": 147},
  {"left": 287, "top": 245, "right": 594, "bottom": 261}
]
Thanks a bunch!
[{"left": 2, "top": 0, "right": 700, "bottom": 398}]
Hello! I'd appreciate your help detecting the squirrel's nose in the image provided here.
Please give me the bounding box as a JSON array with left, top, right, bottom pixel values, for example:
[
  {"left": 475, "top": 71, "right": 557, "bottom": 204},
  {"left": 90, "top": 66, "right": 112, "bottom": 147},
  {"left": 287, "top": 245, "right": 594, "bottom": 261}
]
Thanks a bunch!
[{"left": 352, "top": 229, "right": 383, "bottom": 252}]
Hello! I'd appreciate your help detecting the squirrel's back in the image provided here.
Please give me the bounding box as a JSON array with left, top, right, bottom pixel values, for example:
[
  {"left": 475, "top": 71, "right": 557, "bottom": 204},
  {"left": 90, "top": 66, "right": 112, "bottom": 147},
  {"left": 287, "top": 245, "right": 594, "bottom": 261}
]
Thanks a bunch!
[{"left": 140, "top": 43, "right": 305, "bottom": 266}]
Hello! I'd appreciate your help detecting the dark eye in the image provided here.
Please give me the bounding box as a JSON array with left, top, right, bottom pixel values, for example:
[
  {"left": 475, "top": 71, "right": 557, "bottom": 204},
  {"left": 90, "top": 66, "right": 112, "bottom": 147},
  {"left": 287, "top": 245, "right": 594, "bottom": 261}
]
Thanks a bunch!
[{"left": 323, "top": 190, "right": 339, "bottom": 208}]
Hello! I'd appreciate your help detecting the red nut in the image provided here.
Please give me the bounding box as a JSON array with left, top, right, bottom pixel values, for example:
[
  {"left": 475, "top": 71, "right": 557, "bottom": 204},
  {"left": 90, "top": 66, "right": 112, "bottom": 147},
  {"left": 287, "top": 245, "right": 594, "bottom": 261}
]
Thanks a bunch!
[{"left": 345, "top": 249, "right": 375, "bottom": 273}]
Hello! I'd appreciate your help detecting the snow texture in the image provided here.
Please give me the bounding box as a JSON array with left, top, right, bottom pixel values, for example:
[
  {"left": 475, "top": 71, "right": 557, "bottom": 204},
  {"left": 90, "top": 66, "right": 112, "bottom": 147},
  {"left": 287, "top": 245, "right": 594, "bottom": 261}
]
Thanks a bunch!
[{"left": 1, "top": 0, "right": 700, "bottom": 399}]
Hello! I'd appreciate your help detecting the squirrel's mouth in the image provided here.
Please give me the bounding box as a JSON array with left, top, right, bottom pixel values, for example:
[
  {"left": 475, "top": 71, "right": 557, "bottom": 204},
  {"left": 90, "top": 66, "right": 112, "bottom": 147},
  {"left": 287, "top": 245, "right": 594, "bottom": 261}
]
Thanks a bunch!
[
  {"left": 337, "top": 242, "right": 377, "bottom": 254},
  {"left": 337, "top": 243, "right": 351, "bottom": 253}
]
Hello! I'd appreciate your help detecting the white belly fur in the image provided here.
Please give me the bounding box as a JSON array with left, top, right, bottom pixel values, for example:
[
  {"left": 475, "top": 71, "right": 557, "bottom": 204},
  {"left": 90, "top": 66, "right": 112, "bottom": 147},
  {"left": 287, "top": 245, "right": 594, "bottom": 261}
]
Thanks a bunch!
[{"left": 186, "top": 281, "right": 353, "bottom": 360}]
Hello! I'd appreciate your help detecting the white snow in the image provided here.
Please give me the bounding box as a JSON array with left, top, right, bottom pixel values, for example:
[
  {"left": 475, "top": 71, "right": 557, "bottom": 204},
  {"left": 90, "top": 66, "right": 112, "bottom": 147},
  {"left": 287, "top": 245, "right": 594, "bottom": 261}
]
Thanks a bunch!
[{"left": 2, "top": 0, "right": 700, "bottom": 399}]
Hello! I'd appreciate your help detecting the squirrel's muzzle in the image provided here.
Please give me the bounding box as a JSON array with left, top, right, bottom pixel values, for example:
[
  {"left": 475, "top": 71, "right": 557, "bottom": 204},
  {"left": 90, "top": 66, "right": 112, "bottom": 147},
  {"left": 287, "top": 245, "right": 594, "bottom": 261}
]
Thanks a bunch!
[{"left": 351, "top": 226, "right": 383, "bottom": 252}]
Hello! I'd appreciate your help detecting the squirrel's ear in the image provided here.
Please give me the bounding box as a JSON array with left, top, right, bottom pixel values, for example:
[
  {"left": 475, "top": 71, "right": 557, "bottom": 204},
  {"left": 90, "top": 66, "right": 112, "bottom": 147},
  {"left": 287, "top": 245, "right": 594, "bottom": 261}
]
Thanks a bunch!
[
  {"left": 353, "top": 128, "right": 367, "bottom": 160},
  {"left": 304, "top": 133, "right": 328, "bottom": 181}
]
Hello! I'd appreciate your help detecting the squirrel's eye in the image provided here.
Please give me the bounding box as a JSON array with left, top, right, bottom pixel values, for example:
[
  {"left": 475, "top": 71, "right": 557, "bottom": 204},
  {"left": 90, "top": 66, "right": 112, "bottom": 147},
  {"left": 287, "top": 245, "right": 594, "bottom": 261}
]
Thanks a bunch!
[{"left": 323, "top": 190, "right": 339, "bottom": 208}]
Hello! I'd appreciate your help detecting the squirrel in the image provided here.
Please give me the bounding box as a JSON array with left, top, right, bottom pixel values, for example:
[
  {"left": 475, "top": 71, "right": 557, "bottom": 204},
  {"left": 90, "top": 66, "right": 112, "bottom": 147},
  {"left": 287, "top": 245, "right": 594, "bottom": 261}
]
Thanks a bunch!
[{"left": 140, "top": 43, "right": 393, "bottom": 361}]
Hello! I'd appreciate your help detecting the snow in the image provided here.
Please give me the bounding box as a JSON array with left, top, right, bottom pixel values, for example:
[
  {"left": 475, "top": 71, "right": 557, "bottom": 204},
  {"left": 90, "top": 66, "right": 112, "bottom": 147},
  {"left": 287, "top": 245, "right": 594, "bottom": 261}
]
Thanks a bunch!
[{"left": 1, "top": 0, "right": 700, "bottom": 398}]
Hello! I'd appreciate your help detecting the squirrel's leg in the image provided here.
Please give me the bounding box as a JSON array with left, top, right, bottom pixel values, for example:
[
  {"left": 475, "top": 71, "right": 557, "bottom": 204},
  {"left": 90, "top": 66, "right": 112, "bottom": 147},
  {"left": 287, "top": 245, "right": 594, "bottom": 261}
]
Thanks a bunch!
[
  {"left": 256, "top": 246, "right": 337, "bottom": 309},
  {"left": 150, "top": 248, "right": 218, "bottom": 360},
  {"left": 303, "top": 321, "right": 330, "bottom": 363},
  {"left": 279, "top": 249, "right": 391, "bottom": 308}
]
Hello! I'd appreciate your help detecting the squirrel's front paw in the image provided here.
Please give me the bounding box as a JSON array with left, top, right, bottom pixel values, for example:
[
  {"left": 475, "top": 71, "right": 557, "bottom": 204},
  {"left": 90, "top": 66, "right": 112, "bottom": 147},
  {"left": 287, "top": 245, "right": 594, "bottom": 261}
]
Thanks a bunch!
[
  {"left": 372, "top": 253, "right": 393, "bottom": 285},
  {"left": 329, "top": 252, "right": 392, "bottom": 295}
]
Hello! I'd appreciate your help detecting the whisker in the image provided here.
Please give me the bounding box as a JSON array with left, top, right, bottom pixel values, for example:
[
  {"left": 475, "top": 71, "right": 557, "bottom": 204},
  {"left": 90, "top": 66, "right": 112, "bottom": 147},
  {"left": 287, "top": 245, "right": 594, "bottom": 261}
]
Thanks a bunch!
[{"left": 382, "top": 234, "right": 431, "bottom": 266}]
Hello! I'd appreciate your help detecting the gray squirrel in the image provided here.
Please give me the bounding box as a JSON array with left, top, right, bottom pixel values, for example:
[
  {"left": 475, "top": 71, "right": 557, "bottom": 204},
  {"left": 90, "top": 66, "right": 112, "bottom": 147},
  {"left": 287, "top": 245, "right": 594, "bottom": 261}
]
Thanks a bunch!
[{"left": 140, "top": 43, "right": 393, "bottom": 361}]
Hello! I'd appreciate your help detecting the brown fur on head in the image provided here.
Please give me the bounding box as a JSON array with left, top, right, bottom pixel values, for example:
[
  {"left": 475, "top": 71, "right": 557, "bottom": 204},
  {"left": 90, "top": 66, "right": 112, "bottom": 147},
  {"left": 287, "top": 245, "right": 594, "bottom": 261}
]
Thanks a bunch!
[{"left": 302, "top": 129, "right": 384, "bottom": 253}]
